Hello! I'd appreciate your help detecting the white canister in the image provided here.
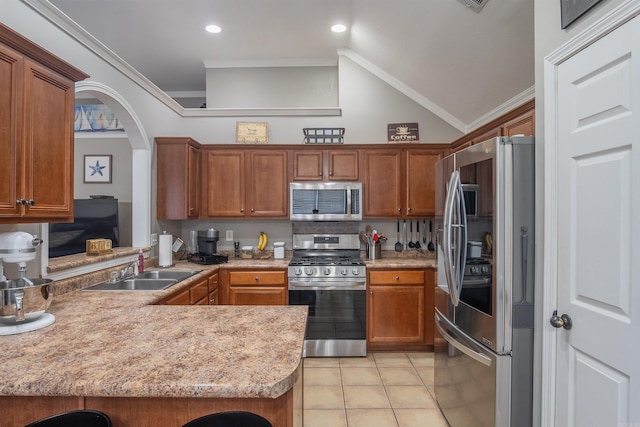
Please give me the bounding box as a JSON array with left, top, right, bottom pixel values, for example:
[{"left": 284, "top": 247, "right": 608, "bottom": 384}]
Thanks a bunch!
[
  {"left": 273, "top": 242, "right": 285, "bottom": 259},
  {"left": 467, "top": 241, "right": 482, "bottom": 258}
]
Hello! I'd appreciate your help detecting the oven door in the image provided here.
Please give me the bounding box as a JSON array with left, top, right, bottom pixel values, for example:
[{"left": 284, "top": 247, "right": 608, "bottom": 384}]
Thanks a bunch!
[{"left": 289, "top": 280, "right": 366, "bottom": 357}]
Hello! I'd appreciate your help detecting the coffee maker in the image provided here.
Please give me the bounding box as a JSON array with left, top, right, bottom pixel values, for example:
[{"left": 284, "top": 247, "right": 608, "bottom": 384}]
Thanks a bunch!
[{"left": 187, "top": 228, "right": 228, "bottom": 265}]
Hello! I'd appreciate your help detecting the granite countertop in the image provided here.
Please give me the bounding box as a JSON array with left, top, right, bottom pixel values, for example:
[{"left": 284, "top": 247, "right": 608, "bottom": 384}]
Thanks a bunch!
[
  {"left": 0, "top": 251, "right": 434, "bottom": 400},
  {"left": 0, "top": 279, "right": 307, "bottom": 400}
]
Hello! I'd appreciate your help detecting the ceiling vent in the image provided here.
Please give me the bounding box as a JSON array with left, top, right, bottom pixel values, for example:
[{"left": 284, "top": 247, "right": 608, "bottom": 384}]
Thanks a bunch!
[{"left": 458, "top": 0, "right": 488, "bottom": 13}]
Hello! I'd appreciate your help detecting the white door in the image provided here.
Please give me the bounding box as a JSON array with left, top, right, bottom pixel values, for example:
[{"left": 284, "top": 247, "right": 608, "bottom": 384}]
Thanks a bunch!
[{"left": 554, "top": 15, "right": 640, "bottom": 426}]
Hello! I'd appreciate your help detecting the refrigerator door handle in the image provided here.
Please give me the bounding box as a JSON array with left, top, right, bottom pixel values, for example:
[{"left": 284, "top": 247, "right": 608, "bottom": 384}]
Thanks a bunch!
[
  {"left": 443, "top": 170, "right": 467, "bottom": 306},
  {"left": 453, "top": 174, "right": 468, "bottom": 302},
  {"left": 443, "top": 171, "right": 459, "bottom": 305},
  {"left": 435, "top": 311, "right": 492, "bottom": 367}
]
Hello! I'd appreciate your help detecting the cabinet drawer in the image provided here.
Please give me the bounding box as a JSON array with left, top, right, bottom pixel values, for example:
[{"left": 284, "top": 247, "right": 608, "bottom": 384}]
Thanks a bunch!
[
  {"left": 228, "top": 270, "right": 285, "bottom": 285},
  {"left": 368, "top": 270, "right": 424, "bottom": 285},
  {"left": 189, "top": 278, "right": 209, "bottom": 304}
]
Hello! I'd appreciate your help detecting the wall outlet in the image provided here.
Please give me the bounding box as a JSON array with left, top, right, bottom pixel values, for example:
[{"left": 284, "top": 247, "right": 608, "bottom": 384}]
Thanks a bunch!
[
  {"left": 226, "top": 230, "right": 233, "bottom": 241},
  {"left": 150, "top": 233, "right": 158, "bottom": 246}
]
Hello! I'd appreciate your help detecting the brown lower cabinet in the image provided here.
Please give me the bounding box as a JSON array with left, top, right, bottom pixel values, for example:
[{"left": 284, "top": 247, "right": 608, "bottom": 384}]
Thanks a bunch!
[
  {"left": 220, "top": 269, "right": 287, "bottom": 305},
  {"left": 158, "top": 271, "right": 218, "bottom": 306},
  {"left": 367, "top": 268, "right": 435, "bottom": 352}
]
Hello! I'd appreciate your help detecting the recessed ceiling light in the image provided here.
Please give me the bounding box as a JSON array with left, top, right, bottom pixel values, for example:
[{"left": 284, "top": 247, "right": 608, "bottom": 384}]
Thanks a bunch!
[
  {"left": 331, "top": 24, "right": 347, "bottom": 33},
  {"left": 205, "top": 24, "right": 221, "bottom": 34}
]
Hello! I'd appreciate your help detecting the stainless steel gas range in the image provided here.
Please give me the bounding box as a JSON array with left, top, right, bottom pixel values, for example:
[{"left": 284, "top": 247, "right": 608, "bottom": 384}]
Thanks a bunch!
[{"left": 288, "top": 222, "right": 366, "bottom": 357}]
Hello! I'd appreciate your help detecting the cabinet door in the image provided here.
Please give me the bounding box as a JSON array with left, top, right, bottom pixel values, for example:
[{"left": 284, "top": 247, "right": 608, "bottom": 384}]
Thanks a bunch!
[
  {"left": 247, "top": 150, "right": 288, "bottom": 217},
  {"left": 362, "top": 149, "right": 403, "bottom": 217},
  {"left": 203, "top": 150, "right": 245, "bottom": 217},
  {"left": 501, "top": 109, "right": 535, "bottom": 136},
  {"left": 368, "top": 284, "right": 425, "bottom": 344},
  {"left": 228, "top": 286, "right": 287, "bottom": 305},
  {"left": 0, "top": 43, "right": 22, "bottom": 217},
  {"left": 471, "top": 126, "right": 501, "bottom": 145},
  {"left": 22, "top": 58, "right": 75, "bottom": 220},
  {"left": 405, "top": 150, "right": 440, "bottom": 217},
  {"left": 227, "top": 270, "right": 286, "bottom": 305},
  {"left": 156, "top": 138, "right": 200, "bottom": 219},
  {"left": 327, "top": 150, "right": 358, "bottom": 181},
  {"left": 186, "top": 144, "right": 200, "bottom": 217},
  {"left": 291, "top": 150, "right": 323, "bottom": 181}
]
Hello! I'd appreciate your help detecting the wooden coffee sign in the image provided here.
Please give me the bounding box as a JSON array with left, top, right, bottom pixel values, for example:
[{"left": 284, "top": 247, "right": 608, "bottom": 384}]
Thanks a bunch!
[{"left": 387, "top": 122, "right": 419, "bottom": 143}]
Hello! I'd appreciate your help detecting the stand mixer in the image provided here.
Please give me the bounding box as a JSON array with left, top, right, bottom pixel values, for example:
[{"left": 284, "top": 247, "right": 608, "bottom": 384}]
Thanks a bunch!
[{"left": 0, "top": 231, "right": 55, "bottom": 334}]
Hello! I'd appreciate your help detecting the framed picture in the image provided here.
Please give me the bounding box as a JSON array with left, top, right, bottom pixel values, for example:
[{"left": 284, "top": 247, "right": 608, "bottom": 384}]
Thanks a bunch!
[
  {"left": 236, "top": 121, "right": 269, "bottom": 143},
  {"left": 84, "top": 155, "right": 112, "bottom": 183},
  {"left": 561, "top": 0, "right": 604, "bottom": 29}
]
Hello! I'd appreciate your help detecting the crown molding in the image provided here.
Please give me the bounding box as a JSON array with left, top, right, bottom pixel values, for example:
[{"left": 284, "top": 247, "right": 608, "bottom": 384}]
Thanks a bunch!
[
  {"left": 203, "top": 57, "right": 338, "bottom": 69},
  {"left": 466, "top": 86, "right": 535, "bottom": 133}
]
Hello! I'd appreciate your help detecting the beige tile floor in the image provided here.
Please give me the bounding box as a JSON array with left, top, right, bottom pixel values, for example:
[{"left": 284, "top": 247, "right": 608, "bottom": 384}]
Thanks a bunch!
[{"left": 303, "top": 352, "right": 449, "bottom": 427}]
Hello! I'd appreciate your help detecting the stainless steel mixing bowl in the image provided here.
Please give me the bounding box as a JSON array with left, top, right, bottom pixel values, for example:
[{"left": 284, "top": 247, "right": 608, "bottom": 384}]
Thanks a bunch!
[{"left": 0, "top": 278, "right": 53, "bottom": 324}]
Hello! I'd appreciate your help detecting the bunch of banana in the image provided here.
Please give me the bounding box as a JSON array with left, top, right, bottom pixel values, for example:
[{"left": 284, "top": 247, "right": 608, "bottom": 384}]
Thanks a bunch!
[
  {"left": 257, "top": 231, "right": 268, "bottom": 250},
  {"left": 484, "top": 232, "right": 493, "bottom": 251}
]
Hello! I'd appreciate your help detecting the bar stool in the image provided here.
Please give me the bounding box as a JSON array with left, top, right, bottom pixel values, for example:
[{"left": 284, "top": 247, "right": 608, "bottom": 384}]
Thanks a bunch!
[
  {"left": 25, "top": 410, "right": 111, "bottom": 427},
  {"left": 182, "top": 411, "right": 273, "bottom": 427}
]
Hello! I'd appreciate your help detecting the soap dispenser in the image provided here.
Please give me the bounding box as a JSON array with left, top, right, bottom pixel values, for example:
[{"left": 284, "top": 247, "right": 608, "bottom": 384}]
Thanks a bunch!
[{"left": 137, "top": 249, "right": 144, "bottom": 273}]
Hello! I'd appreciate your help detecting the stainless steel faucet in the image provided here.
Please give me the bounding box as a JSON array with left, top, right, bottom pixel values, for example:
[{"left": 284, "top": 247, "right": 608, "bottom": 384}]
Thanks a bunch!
[{"left": 120, "top": 260, "right": 138, "bottom": 279}]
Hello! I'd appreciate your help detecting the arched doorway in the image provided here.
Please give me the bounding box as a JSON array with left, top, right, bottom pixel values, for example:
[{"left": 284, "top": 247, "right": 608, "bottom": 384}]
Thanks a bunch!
[{"left": 73, "top": 81, "right": 151, "bottom": 248}]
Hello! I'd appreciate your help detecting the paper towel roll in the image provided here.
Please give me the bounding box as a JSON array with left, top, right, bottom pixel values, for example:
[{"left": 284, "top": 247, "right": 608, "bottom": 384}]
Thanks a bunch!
[{"left": 158, "top": 234, "right": 173, "bottom": 267}]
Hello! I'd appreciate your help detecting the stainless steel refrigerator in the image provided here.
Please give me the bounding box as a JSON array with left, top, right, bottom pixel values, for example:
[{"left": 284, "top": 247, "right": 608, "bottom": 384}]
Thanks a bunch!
[{"left": 434, "top": 136, "right": 535, "bottom": 427}]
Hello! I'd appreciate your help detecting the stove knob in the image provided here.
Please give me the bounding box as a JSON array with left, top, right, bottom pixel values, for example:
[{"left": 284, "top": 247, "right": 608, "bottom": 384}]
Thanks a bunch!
[
  {"left": 469, "top": 266, "right": 478, "bottom": 274},
  {"left": 352, "top": 269, "right": 360, "bottom": 276},
  {"left": 324, "top": 268, "right": 331, "bottom": 275},
  {"left": 481, "top": 266, "right": 490, "bottom": 274},
  {"left": 295, "top": 268, "right": 302, "bottom": 276},
  {"left": 305, "top": 268, "right": 314, "bottom": 275},
  {"left": 341, "top": 269, "right": 348, "bottom": 276}
]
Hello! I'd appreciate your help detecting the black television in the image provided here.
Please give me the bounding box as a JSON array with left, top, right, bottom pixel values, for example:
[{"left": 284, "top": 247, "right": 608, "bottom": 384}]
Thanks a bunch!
[{"left": 49, "top": 198, "right": 120, "bottom": 258}]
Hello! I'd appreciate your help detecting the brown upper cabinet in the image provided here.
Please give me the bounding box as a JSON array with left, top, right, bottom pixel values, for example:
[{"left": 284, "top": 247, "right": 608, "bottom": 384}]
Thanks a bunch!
[
  {"left": 501, "top": 108, "right": 535, "bottom": 136},
  {"left": 291, "top": 149, "right": 358, "bottom": 181},
  {"left": 202, "top": 148, "right": 288, "bottom": 218},
  {"left": 0, "top": 24, "right": 88, "bottom": 223},
  {"left": 450, "top": 100, "right": 535, "bottom": 153},
  {"left": 362, "top": 147, "right": 442, "bottom": 218},
  {"left": 156, "top": 137, "right": 200, "bottom": 220}
]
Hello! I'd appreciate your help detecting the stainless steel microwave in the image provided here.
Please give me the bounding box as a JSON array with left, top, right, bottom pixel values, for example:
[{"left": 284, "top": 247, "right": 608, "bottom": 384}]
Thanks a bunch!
[{"left": 289, "top": 182, "right": 362, "bottom": 221}]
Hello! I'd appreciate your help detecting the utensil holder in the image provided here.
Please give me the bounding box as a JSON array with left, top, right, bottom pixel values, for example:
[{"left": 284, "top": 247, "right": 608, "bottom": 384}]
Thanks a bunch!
[{"left": 367, "top": 243, "right": 381, "bottom": 260}]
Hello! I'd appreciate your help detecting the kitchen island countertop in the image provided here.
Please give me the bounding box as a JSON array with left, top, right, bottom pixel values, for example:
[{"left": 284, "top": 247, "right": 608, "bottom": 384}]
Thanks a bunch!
[{"left": 0, "top": 287, "right": 307, "bottom": 400}]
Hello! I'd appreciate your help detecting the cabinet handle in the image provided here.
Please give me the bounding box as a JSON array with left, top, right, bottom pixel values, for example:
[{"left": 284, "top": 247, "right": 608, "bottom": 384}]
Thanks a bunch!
[
  {"left": 329, "top": 172, "right": 333, "bottom": 176},
  {"left": 255, "top": 277, "right": 259, "bottom": 282},
  {"left": 395, "top": 276, "right": 400, "bottom": 281},
  {"left": 250, "top": 208, "right": 254, "bottom": 213},
  {"left": 370, "top": 291, "right": 373, "bottom": 295},
  {"left": 240, "top": 208, "right": 244, "bottom": 213},
  {"left": 408, "top": 207, "right": 412, "bottom": 212},
  {"left": 318, "top": 172, "right": 323, "bottom": 176},
  {"left": 210, "top": 297, "right": 216, "bottom": 304},
  {"left": 397, "top": 207, "right": 401, "bottom": 212},
  {"left": 16, "top": 199, "right": 25, "bottom": 205}
]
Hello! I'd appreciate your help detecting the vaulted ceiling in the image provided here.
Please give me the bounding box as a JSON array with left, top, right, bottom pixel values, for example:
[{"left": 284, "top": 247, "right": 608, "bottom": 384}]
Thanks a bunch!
[{"left": 48, "top": 0, "right": 534, "bottom": 132}]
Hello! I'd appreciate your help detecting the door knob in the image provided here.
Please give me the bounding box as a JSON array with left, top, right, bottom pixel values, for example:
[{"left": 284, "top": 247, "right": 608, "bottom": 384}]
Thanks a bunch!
[{"left": 550, "top": 310, "right": 572, "bottom": 330}]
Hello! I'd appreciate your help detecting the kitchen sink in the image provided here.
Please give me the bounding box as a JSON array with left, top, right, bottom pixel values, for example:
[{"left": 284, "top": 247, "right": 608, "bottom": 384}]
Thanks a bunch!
[
  {"left": 84, "top": 269, "right": 202, "bottom": 291},
  {"left": 134, "top": 270, "right": 202, "bottom": 281}
]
